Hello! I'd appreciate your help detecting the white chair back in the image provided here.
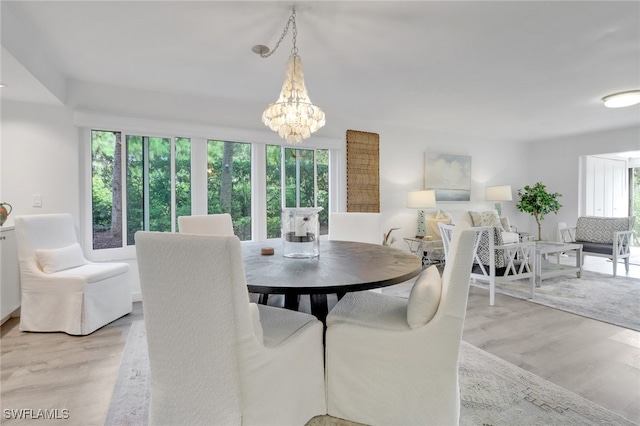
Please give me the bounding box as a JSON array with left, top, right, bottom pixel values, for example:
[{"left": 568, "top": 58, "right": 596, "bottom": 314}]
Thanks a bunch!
[
  {"left": 135, "top": 232, "right": 246, "bottom": 424},
  {"left": 15, "top": 214, "right": 80, "bottom": 270},
  {"left": 325, "top": 223, "right": 476, "bottom": 425},
  {"left": 328, "top": 212, "right": 382, "bottom": 244},
  {"left": 178, "top": 213, "right": 234, "bottom": 235},
  {"left": 135, "top": 231, "right": 326, "bottom": 425}
]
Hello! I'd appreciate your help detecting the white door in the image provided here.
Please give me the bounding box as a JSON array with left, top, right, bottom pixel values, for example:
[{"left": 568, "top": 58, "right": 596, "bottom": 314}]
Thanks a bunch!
[{"left": 583, "top": 155, "right": 628, "bottom": 217}]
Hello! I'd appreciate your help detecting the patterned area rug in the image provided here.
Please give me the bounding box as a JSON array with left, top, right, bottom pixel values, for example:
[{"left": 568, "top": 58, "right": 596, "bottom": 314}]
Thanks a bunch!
[
  {"left": 106, "top": 321, "right": 636, "bottom": 426},
  {"left": 469, "top": 270, "right": 640, "bottom": 331}
]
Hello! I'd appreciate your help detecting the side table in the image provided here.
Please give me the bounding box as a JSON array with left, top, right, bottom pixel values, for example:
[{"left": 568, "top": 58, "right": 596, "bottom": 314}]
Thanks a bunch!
[
  {"left": 534, "top": 241, "right": 582, "bottom": 286},
  {"left": 404, "top": 237, "right": 444, "bottom": 268}
]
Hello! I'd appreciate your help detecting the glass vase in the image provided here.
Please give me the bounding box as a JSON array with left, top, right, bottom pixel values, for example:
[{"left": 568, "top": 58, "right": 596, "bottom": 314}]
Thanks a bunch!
[{"left": 281, "top": 207, "right": 323, "bottom": 258}]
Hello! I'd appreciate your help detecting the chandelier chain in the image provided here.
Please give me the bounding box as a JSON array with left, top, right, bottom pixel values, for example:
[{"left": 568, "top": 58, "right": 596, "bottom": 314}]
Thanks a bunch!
[{"left": 260, "top": 8, "right": 297, "bottom": 58}]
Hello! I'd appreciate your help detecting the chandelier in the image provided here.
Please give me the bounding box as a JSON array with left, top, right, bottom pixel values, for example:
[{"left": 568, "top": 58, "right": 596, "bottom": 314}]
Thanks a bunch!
[{"left": 255, "top": 8, "right": 325, "bottom": 144}]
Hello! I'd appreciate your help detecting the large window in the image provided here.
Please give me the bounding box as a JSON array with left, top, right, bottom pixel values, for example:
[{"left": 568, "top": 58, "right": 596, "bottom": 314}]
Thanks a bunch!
[
  {"left": 207, "top": 140, "right": 251, "bottom": 240},
  {"left": 91, "top": 130, "right": 123, "bottom": 249},
  {"left": 126, "top": 136, "right": 191, "bottom": 244},
  {"left": 91, "top": 131, "right": 191, "bottom": 249},
  {"left": 266, "top": 146, "right": 329, "bottom": 238},
  {"left": 89, "top": 127, "right": 333, "bottom": 252}
]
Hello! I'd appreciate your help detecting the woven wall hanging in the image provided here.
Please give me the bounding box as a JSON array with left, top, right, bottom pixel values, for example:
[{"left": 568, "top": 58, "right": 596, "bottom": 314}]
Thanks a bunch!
[{"left": 346, "top": 130, "right": 380, "bottom": 212}]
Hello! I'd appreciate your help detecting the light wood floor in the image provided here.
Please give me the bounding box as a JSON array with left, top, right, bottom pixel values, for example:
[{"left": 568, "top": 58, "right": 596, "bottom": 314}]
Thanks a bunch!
[{"left": 1, "top": 255, "right": 639, "bottom": 425}]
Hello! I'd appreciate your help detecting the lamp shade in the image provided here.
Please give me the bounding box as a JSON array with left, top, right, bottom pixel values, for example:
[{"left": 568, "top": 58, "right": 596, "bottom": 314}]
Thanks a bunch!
[
  {"left": 485, "top": 185, "right": 513, "bottom": 201},
  {"left": 407, "top": 190, "right": 436, "bottom": 209}
]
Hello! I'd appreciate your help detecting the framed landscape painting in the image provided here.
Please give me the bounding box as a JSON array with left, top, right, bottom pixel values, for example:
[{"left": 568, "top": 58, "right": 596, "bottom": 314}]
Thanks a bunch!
[{"left": 424, "top": 153, "right": 471, "bottom": 201}]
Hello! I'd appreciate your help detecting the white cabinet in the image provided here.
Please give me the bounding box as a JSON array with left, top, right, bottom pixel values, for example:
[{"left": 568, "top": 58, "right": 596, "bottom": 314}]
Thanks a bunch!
[
  {"left": 1, "top": 226, "right": 20, "bottom": 323},
  {"left": 583, "top": 156, "right": 628, "bottom": 217}
]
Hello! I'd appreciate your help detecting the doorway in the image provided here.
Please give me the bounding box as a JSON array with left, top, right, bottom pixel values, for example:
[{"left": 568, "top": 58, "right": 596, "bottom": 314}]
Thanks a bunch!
[{"left": 631, "top": 166, "right": 639, "bottom": 246}]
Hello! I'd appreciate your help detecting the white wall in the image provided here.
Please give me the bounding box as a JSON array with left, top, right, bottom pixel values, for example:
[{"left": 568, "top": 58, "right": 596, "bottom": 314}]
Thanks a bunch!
[
  {"left": 1, "top": 100, "right": 79, "bottom": 224},
  {"left": 0, "top": 100, "right": 141, "bottom": 299},
  {"left": 522, "top": 126, "right": 640, "bottom": 241},
  {"left": 370, "top": 122, "right": 532, "bottom": 246}
]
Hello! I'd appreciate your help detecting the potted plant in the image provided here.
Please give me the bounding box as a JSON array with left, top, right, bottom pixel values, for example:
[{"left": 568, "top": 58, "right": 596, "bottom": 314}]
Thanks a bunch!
[{"left": 516, "top": 182, "right": 562, "bottom": 241}]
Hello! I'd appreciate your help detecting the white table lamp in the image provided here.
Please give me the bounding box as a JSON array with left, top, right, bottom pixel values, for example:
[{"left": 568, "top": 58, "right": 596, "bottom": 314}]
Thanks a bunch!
[
  {"left": 485, "top": 185, "right": 512, "bottom": 217},
  {"left": 407, "top": 190, "right": 436, "bottom": 238}
]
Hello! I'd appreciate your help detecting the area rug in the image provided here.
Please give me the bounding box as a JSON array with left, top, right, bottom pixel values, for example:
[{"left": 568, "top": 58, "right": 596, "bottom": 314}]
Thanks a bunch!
[
  {"left": 105, "top": 321, "right": 636, "bottom": 426},
  {"left": 469, "top": 270, "right": 640, "bottom": 331}
]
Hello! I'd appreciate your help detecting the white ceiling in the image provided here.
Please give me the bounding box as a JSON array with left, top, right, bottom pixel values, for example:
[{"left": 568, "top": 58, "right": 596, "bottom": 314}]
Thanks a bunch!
[{"left": 2, "top": 1, "right": 639, "bottom": 144}]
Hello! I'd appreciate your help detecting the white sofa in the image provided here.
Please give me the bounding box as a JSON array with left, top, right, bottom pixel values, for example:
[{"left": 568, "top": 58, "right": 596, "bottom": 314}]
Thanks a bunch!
[{"left": 561, "top": 216, "right": 635, "bottom": 276}]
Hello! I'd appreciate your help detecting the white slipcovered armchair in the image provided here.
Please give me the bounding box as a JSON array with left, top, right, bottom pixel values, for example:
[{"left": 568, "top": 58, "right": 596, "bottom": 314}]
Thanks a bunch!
[
  {"left": 15, "top": 214, "right": 131, "bottom": 335},
  {"left": 440, "top": 223, "right": 535, "bottom": 306},
  {"left": 325, "top": 222, "right": 476, "bottom": 425},
  {"left": 177, "top": 213, "right": 234, "bottom": 235},
  {"left": 135, "top": 232, "right": 326, "bottom": 425}
]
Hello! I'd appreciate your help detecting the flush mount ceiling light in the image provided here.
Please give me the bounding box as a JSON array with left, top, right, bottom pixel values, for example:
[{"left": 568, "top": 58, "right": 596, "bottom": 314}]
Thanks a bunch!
[
  {"left": 602, "top": 90, "right": 640, "bottom": 108},
  {"left": 254, "top": 7, "right": 325, "bottom": 145}
]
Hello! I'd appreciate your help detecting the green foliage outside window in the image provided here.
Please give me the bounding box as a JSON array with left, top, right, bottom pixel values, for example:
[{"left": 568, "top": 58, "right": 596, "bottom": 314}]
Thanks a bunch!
[
  {"left": 208, "top": 140, "right": 251, "bottom": 240},
  {"left": 266, "top": 145, "right": 283, "bottom": 238},
  {"left": 92, "top": 131, "right": 191, "bottom": 249},
  {"left": 266, "top": 146, "right": 329, "bottom": 238},
  {"left": 92, "top": 130, "right": 123, "bottom": 249},
  {"left": 126, "top": 136, "right": 191, "bottom": 245},
  {"left": 93, "top": 130, "right": 329, "bottom": 248}
]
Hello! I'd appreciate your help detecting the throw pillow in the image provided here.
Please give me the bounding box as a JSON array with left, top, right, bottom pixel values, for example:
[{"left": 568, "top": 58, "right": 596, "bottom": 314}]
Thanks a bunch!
[
  {"left": 469, "top": 210, "right": 504, "bottom": 231},
  {"left": 425, "top": 217, "right": 450, "bottom": 239},
  {"left": 35, "top": 243, "right": 87, "bottom": 274},
  {"left": 435, "top": 209, "right": 455, "bottom": 224},
  {"left": 425, "top": 210, "right": 454, "bottom": 239},
  {"left": 406, "top": 265, "right": 442, "bottom": 329},
  {"left": 500, "top": 216, "right": 512, "bottom": 232}
]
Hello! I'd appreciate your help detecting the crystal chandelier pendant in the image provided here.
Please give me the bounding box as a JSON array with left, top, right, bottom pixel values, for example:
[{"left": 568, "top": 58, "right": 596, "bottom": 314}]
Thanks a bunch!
[{"left": 262, "top": 54, "right": 325, "bottom": 144}]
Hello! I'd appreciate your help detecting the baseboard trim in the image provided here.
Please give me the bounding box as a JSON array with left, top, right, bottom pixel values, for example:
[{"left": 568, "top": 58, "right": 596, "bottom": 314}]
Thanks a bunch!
[{"left": 1, "top": 306, "right": 21, "bottom": 325}]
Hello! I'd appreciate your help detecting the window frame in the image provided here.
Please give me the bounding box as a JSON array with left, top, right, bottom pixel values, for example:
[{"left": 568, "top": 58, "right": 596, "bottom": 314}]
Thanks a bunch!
[{"left": 78, "top": 114, "right": 342, "bottom": 261}]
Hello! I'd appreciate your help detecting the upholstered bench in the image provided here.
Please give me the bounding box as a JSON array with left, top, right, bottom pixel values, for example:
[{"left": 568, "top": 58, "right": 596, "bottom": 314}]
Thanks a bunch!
[{"left": 560, "top": 216, "right": 634, "bottom": 277}]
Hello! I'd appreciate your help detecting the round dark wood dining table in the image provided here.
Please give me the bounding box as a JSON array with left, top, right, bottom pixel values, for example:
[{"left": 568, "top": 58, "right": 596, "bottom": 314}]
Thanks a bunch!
[{"left": 242, "top": 239, "right": 423, "bottom": 324}]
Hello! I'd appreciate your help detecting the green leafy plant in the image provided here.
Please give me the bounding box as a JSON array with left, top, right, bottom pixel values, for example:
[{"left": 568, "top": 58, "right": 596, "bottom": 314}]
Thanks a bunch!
[{"left": 516, "top": 182, "right": 562, "bottom": 241}]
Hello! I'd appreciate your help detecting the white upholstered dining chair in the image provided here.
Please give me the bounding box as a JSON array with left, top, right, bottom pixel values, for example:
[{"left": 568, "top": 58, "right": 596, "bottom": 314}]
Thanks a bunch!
[
  {"left": 135, "top": 232, "right": 326, "bottom": 425},
  {"left": 14, "top": 213, "right": 132, "bottom": 335},
  {"left": 177, "top": 213, "right": 234, "bottom": 235},
  {"left": 328, "top": 212, "right": 384, "bottom": 296},
  {"left": 325, "top": 222, "right": 475, "bottom": 425},
  {"left": 328, "top": 212, "right": 382, "bottom": 245}
]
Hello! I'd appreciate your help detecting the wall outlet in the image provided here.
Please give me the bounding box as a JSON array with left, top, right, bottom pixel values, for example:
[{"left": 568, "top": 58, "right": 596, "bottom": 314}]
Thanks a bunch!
[{"left": 32, "top": 194, "right": 42, "bottom": 208}]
